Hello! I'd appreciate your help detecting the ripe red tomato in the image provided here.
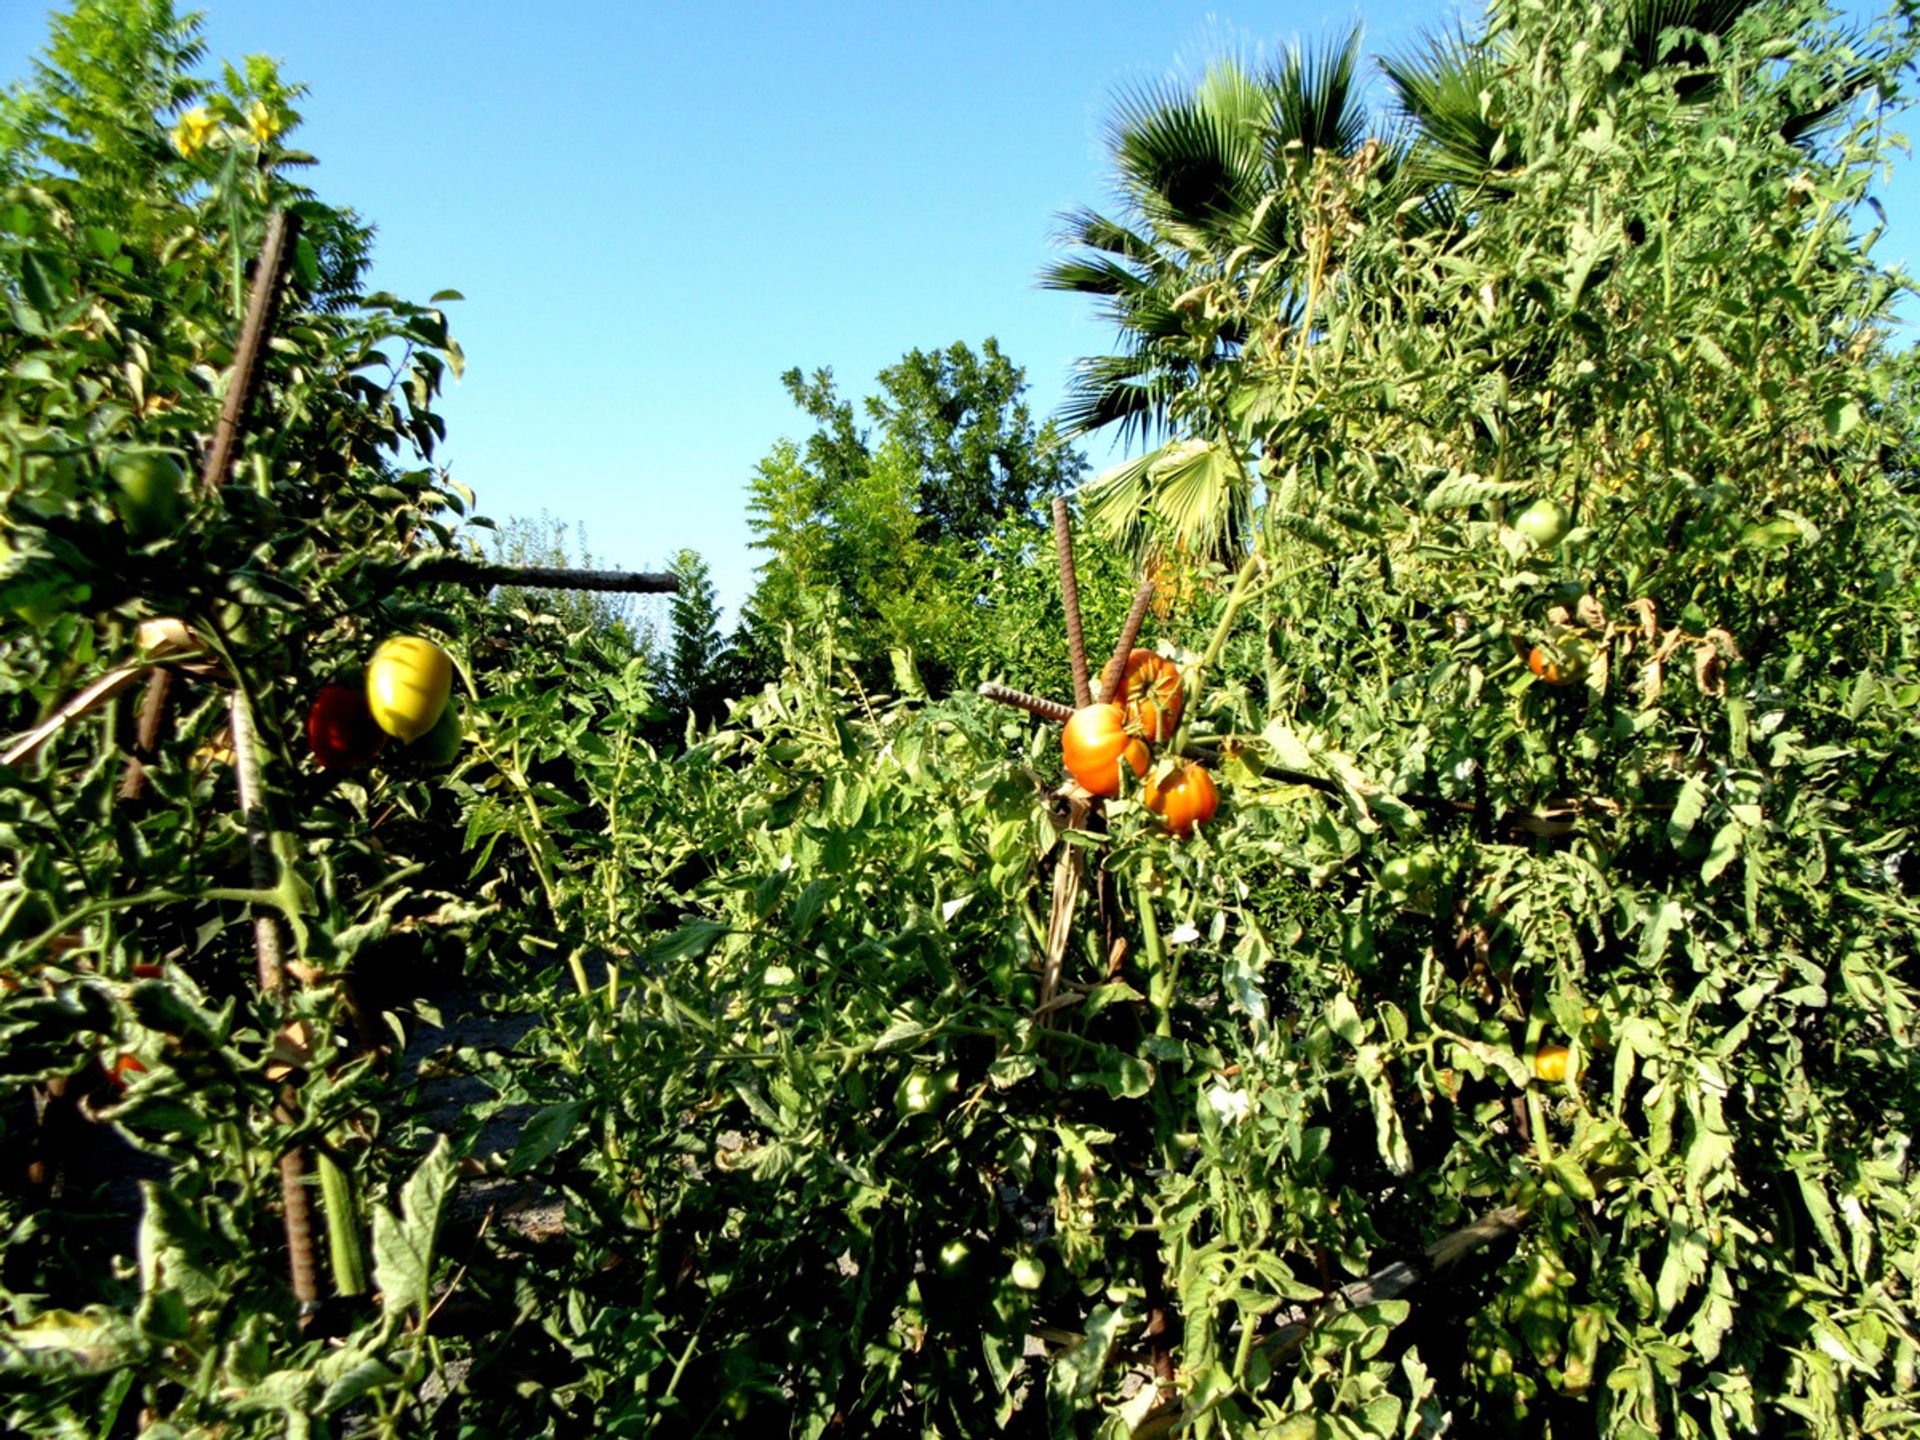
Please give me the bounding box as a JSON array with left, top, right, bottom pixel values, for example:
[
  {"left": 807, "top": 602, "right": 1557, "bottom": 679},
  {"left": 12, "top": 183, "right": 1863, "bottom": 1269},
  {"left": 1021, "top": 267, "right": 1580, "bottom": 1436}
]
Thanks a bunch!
[
  {"left": 1061, "top": 704, "right": 1150, "bottom": 798},
  {"left": 1143, "top": 761, "right": 1219, "bottom": 836},
  {"left": 1119, "top": 649, "right": 1183, "bottom": 743},
  {"left": 306, "top": 684, "right": 388, "bottom": 771}
]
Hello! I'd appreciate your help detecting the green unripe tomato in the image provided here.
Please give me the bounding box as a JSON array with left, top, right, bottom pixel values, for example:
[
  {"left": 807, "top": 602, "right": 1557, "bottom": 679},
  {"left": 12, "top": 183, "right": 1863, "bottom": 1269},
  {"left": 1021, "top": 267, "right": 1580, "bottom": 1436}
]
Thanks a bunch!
[
  {"left": 1513, "top": 498, "right": 1571, "bottom": 549},
  {"left": 1009, "top": 1256, "right": 1047, "bottom": 1291},
  {"left": 406, "top": 699, "right": 464, "bottom": 768},
  {"left": 895, "top": 1066, "right": 960, "bottom": 1117},
  {"left": 1381, "top": 846, "right": 1441, "bottom": 906},
  {"left": 108, "top": 450, "right": 187, "bottom": 542}
]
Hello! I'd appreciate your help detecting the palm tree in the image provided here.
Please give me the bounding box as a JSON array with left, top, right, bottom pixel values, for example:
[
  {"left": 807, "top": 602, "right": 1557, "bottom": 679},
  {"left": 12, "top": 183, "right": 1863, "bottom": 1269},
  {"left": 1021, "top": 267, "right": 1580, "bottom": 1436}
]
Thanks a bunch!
[
  {"left": 1042, "top": 29, "right": 1371, "bottom": 452},
  {"left": 1041, "top": 29, "right": 1376, "bottom": 559}
]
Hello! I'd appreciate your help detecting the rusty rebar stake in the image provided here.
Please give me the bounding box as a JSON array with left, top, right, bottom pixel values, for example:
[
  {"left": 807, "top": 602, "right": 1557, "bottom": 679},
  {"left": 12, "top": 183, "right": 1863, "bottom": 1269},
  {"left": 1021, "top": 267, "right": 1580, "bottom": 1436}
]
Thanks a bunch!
[
  {"left": 1096, "top": 578, "right": 1156, "bottom": 703},
  {"left": 122, "top": 212, "right": 300, "bottom": 802},
  {"left": 201, "top": 210, "right": 300, "bottom": 496},
  {"left": 230, "top": 688, "right": 318, "bottom": 1307},
  {"left": 977, "top": 683, "right": 1074, "bottom": 724},
  {"left": 1053, "top": 498, "right": 1092, "bottom": 709}
]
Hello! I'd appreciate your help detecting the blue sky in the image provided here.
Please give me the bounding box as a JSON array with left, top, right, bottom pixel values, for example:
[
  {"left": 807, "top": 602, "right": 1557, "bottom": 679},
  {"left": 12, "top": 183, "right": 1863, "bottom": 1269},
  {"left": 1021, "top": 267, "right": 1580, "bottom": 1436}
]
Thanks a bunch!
[{"left": 3, "top": 2, "right": 1913, "bottom": 631}]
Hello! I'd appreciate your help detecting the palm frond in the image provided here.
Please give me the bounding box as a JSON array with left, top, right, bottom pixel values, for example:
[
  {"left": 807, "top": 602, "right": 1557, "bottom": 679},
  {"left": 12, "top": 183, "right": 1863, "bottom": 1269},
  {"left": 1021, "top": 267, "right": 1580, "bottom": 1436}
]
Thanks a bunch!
[
  {"left": 1038, "top": 254, "right": 1151, "bottom": 299},
  {"left": 1052, "top": 207, "right": 1159, "bottom": 264},
  {"left": 1382, "top": 24, "right": 1509, "bottom": 192},
  {"left": 1272, "top": 25, "right": 1369, "bottom": 163},
  {"left": 1079, "top": 447, "right": 1164, "bottom": 554},
  {"left": 1057, "top": 355, "right": 1191, "bottom": 449},
  {"left": 1146, "top": 437, "right": 1249, "bottom": 559}
]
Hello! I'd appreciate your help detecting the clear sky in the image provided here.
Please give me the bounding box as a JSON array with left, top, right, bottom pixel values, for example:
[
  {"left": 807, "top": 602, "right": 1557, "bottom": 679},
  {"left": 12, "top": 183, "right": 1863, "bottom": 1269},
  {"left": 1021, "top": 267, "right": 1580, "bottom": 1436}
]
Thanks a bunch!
[{"left": 4, "top": 2, "right": 1912, "bottom": 630}]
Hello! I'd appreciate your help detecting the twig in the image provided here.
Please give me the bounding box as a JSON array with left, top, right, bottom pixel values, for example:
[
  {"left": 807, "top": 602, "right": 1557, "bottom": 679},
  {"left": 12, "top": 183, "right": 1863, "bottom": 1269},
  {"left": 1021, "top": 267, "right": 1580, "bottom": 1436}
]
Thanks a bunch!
[
  {"left": 1038, "top": 797, "right": 1091, "bottom": 1025},
  {"left": 1096, "top": 578, "right": 1156, "bottom": 703},
  {"left": 978, "top": 683, "right": 1074, "bottom": 724},
  {"left": 1053, "top": 498, "right": 1092, "bottom": 708},
  {"left": 1265, "top": 1205, "right": 1527, "bottom": 1357},
  {"left": 229, "top": 690, "right": 285, "bottom": 996},
  {"left": 117, "top": 669, "right": 172, "bottom": 800}
]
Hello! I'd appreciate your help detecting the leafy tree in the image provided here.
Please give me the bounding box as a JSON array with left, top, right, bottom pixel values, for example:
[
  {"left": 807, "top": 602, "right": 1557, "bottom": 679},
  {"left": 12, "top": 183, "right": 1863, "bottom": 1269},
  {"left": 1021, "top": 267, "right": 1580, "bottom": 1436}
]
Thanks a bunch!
[
  {"left": 869, "top": 338, "right": 1083, "bottom": 543},
  {"left": 734, "top": 340, "right": 1085, "bottom": 692},
  {"left": 660, "top": 545, "right": 728, "bottom": 730}
]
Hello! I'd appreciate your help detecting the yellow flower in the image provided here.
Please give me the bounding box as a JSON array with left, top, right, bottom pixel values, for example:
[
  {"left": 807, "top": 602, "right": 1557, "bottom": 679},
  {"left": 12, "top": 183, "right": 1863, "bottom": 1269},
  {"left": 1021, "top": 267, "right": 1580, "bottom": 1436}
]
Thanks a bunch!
[
  {"left": 245, "top": 100, "right": 279, "bottom": 146},
  {"left": 170, "top": 106, "right": 216, "bottom": 158}
]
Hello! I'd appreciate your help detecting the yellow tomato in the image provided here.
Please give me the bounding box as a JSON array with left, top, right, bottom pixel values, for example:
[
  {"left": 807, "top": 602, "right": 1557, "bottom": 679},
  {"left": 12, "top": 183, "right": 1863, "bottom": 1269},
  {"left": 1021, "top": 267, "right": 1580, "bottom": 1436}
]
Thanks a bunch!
[
  {"left": 365, "top": 637, "right": 453, "bottom": 742},
  {"left": 1533, "top": 1044, "right": 1572, "bottom": 1083}
]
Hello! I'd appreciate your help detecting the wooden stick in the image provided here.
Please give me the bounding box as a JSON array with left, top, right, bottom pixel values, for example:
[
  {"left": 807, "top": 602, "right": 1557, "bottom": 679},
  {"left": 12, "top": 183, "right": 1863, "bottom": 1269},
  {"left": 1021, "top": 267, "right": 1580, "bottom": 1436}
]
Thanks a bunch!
[
  {"left": 200, "top": 211, "right": 300, "bottom": 496},
  {"left": 1096, "top": 578, "right": 1156, "bottom": 702},
  {"left": 2, "top": 664, "right": 146, "bottom": 766},
  {"left": 1053, "top": 497, "right": 1092, "bottom": 708},
  {"left": 117, "top": 669, "right": 173, "bottom": 800},
  {"left": 1262, "top": 1206, "right": 1526, "bottom": 1358},
  {"left": 977, "top": 683, "right": 1074, "bottom": 724}
]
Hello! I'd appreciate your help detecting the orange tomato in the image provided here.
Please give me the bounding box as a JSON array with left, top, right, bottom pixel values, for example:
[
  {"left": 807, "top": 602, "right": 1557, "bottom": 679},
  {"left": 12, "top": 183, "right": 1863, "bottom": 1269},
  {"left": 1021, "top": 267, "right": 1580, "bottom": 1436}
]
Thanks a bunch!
[
  {"left": 1528, "top": 639, "right": 1588, "bottom": 687},
  {"left": 1119, "top": 649, "right": 1183, "bottom": 743},
  {"left": 107, "top": 1053, "right": 146, "bottom": 1089},
  {"left": 1143, "top": 761, "right": 1219, "bottom": 836},
  {"left": 1061, "top": 704, "right": 1150, "bottom": 798}
]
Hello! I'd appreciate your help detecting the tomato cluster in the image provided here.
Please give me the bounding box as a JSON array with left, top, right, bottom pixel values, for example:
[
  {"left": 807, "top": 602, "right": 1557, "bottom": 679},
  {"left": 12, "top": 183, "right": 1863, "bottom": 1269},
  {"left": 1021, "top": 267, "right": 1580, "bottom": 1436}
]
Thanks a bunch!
[
  {"left": 305, "top": 634, "right": 461, "bottom": 773},
  {"left": 1059, "top": 649, "right": 1218, "bottom": 836}
]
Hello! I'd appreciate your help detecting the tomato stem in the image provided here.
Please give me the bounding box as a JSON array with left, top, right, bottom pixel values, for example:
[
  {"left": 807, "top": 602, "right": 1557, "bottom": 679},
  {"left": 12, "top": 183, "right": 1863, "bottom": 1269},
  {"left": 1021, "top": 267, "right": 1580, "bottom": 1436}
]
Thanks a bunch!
[
  {"left": 1173, "top": 550, "right": 1262, "bottom": 756},
  {"left": 1135, "top": 870, "right": 1172, "bottom": 1038}
]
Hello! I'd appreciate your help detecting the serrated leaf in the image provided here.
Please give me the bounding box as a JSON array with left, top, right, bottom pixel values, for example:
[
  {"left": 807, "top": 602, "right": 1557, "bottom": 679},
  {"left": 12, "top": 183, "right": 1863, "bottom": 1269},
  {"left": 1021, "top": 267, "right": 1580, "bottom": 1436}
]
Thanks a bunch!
[
  {"left": 1667, "top": 777, "right": 1709, "bottom": 844},
  {"left": 373, "top": 1136, "right": 456, "bottom": 1325},
  {"left": 1421, "top": 470, "right": 1523, "bottom": 512},
  {"left": 508, "top": 1100, "right": 583, "bottom": 1174},
  {"left": 1701, "top": 821, "right": 1742, "bottom": 884}
]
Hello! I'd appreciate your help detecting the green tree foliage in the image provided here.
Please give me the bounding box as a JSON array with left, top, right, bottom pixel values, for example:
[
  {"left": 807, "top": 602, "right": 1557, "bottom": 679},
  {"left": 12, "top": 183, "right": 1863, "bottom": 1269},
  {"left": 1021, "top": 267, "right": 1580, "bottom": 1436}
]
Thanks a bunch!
[
  {"left": 486, "top": 509, "right": 656, "bottom": 655},
  {"left": 660, "top": 545, "right": 728, "bottom": 730},
  {"left": 735, "top": 340, "right": 1086, "bottom": 692},
  {"left": 869, "top": 338, "right": 1084, "bottom": 543}
]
